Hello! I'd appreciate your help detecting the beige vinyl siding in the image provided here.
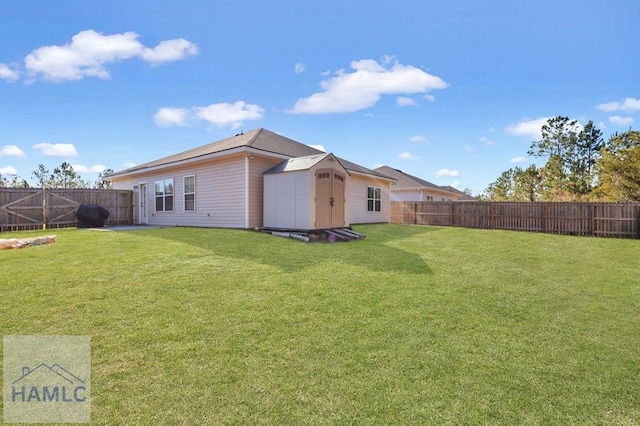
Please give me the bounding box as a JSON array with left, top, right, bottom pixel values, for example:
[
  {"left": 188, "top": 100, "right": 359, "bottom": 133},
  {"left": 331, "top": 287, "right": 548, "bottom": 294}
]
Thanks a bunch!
[
  {"left": 111, "top": 154, "right": 247, "bottom": 228},
  {"left": 248, "top": 155, "right": 284, "bottom": 228},
  {"left": 348, "top": 175, "right": 390, "bottom": 224}
]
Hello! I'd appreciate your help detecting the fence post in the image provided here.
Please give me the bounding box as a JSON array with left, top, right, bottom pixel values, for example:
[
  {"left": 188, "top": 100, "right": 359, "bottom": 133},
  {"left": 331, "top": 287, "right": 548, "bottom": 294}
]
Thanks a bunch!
[
  {"left": 413, "top": 201, "right": 417, "bottom": 225},
  {"left": 489, "top": 202, "right": 493, "bottom": 230},
  {"left": 41, "top": 186, "right": 47, "bottom": 230},
  {"left": 450, "top": 201, "right": 454, "bottom": 226},
  {"left": 637, "top": 204, "right": 640, "bottom": 239}
]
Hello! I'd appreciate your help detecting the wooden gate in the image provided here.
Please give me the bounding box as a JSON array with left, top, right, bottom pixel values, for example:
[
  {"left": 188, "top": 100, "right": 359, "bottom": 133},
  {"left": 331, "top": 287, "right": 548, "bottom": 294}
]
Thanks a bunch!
[{"left": 0, "top": 188, "right": 133, "bottom": 232}]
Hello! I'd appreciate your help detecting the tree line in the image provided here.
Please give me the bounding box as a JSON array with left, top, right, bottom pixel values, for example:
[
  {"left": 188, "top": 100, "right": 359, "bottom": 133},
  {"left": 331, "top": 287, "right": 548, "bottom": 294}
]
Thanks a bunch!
[
  {"left": 0, "top": 162, "right": 114, "bottom": 190},
  {"left": 482, "top": 116, "right": 640, "bottom": 202}
]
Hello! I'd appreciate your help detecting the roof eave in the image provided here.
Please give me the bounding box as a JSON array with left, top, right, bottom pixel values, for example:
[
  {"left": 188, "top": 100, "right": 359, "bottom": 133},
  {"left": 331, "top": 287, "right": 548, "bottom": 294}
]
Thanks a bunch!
[{"left": 347, "top": 169, "right": 395, "bottom": 181}]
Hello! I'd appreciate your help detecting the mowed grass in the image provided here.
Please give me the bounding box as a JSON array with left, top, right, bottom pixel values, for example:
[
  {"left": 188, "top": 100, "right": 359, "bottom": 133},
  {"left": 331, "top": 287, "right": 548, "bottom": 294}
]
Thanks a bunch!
[{"left": 1, "top": 224, "right": 639, "bottom": 425}]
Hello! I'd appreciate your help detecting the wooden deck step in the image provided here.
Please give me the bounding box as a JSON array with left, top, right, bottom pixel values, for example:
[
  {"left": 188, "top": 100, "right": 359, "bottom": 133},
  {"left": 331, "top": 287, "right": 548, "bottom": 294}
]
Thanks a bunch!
[{"left": 326, "top": 228, "right": 366, "bottom": 241}]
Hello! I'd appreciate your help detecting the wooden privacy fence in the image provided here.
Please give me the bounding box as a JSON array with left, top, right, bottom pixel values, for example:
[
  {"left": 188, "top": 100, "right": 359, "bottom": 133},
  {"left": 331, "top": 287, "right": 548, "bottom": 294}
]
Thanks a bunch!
[
  {"left": 390, "top": 201, "right": 640, "bottom": 238},
  {"left": 0, "top": 188, "right": 133, "bottom": 232}
]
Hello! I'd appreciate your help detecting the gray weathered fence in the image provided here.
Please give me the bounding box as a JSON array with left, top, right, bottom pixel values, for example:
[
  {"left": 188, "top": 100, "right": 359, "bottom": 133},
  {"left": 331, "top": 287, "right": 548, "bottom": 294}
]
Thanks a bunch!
[
  {"left": 0, "top": 188, "right": 133, "bottom": 232},
  {"left": 390, "top": 201, "right": 640, "bottom": 238}
]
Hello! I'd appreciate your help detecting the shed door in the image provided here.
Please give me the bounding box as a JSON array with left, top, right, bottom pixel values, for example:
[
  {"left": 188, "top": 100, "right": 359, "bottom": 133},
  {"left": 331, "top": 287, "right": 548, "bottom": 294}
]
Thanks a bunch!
[
  {"left": 315, "top": 169, "right": 346, "bottom": 229},
  {"left": 332, "top": 171, "right": 345, "bottom": 227}
]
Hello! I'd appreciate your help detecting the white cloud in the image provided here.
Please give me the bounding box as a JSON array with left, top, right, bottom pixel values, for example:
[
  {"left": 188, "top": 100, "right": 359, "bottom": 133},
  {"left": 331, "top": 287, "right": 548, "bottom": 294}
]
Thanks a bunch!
[
  {"left": 435, "top": 168, "right": 460, "bottom": 178},
  {"left": 398, "top": 152, "right": 419, "bottom": 160},
  {"left": 596, "top": 97, "right": 640, "bottom": 113},
  {"left": 510, "top": 156, "right": 525, "bottom": 163},
  {"left": 373, "top": 163, "right": 385, "bottom": 169},
  {"left": 155, "top": 101, "right": 265, "bottom": 129},
  {"left": 450, "top": 181, "right": 460, "bottom": 189},
  {"left": 410, "top": 135, "right": 427, "bottom": 143},
  {"left": 153, "top": 107, "right": 192, "bottom": 127},
  {"left": 123, "top": 162, "right": 136, "bottom": 168},
  {"left": 504, "top": 117, "right": 551, "bottom": 140},
  {"left": 464, "top": 145, "right": 476, "bottom": 153},
  {"left": 609, "top": 115, "right": 634, "bottom": 126},
  {"left": 71, "top": 164, "right": 106, "bottom": 173},
  {"left": 294, "top": 63, "right": 307, "bottom": 74},
  {"left": 480, "top": 136, "right": 498, "bottom": 146},
  {"left": 194, "top": 101, "right": 264, "bottom": 129},
  {"left": 140, "top": 38, "right": 198, "bottom": 65},
  {"left": 33, "top": 142, "right": 78, "bottom": 157},
  {"left": 24, "top": 30, "right": 197, "bottom": 82},
  {"left": 396, "top": 96, "right": 416, "bottom": 107},
  {"left": 289, "top": 57, "right": 448, "bottom": 114},
  {"left": 308, "top": 144, "right": 326, "bottom": 152},
  {"left": 0, "top": 145, "right": 26, "bottom": 157},
  {"left": 0, "top": 165, "right": 18, "bottom": 175},
  {"left": 0, "top": 64, "right": 19, "bottom": 82},
  {"left": 423, "top": 94, "right": 435, "bottom": 102}
]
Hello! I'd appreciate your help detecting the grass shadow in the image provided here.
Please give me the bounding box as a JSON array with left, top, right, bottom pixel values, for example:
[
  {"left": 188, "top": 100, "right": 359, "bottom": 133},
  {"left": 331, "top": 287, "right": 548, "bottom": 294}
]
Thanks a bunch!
[{"left": 138, "top": 224, "right": 434, "bottom": 275}]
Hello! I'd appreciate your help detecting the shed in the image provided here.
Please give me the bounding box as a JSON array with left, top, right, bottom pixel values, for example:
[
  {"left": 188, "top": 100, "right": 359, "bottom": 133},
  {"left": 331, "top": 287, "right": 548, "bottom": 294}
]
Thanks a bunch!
[{"left": 263, "top": 153, "right": 350, "bottom": 230}]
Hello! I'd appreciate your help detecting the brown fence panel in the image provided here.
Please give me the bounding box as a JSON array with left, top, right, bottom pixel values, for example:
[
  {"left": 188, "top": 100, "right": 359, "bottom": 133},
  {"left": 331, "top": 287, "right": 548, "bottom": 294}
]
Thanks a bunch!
[
  {"left": 390, "top": 201, "right": 640, "bottom": 239},
  {"left": 0, "top": 188, "right": 133, "bottom": 232}
]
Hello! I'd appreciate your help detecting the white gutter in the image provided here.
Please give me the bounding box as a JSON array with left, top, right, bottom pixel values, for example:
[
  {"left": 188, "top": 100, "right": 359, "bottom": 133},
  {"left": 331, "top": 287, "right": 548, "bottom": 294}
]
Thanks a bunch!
[{"left": 347, "top": 169, "right": 396, "bottom": 182}]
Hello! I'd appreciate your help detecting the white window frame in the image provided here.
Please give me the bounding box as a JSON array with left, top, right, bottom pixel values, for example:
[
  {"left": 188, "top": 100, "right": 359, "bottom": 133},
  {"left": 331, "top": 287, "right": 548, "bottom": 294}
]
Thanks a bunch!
[
  {"left": 155, "top": 178, "right": 174, "bottom": 212},
  {"left": 367, "top": 186, "right": 381, "bottom": 212},
  {"left": 184, "top": 175, "right": 195, "bottom": 212}
]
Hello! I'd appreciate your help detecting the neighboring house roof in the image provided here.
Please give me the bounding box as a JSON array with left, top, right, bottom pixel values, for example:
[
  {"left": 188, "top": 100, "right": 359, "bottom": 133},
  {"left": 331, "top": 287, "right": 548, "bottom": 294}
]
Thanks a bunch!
[
  {"left": 374, "top": 165, "right": 476, "bottom": 199},
  {"left": 109, "top": 128, "right": 392, "bottom": 181},
  {"left": 374, "top": 166, "right": 446, "bottom": 191},
  {"left": 439, "top": 185, "right": 477, "bottom": 200}
]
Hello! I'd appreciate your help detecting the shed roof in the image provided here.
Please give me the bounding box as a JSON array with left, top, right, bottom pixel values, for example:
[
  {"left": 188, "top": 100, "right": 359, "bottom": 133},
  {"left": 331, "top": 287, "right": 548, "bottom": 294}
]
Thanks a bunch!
[{"left": 264, "top": 153, "right": 332, "bottom": 174}]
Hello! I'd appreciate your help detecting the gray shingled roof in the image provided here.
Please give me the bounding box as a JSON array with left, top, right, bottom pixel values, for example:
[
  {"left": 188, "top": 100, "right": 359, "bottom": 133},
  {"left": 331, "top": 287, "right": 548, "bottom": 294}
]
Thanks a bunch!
[
  {"left": 110, "top": 128, "right": 323, "bottom": 177},
  {"left": 110, "top": 128, "right": 393, "bottom": 180},
  {"left": 374, "top": 166, "right": 444, "bottom": 190},
  {"left": 439, "top": 185, "right": 477, "bottom": 200},
  {"left": 374, "top": 166, "right": 476, "bottom": 199}
]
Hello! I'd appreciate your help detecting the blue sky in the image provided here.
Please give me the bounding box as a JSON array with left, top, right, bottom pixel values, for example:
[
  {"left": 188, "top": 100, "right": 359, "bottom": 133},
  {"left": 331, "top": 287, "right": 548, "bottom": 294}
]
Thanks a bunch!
[{"left": 1, "top": 0, "right": 638, "bottom": 194}]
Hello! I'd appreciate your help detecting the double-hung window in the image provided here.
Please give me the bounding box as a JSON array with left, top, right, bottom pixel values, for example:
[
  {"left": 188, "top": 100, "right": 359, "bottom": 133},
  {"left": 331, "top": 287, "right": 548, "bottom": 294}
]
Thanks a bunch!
[
  {"left": 155, "top": 179, "right": 174, "bottom": 212},
  {"left": 367, "top": 186, "right": 381, "bottom": 212},
  {"left": 184, "top": 176, "right": 195, "bottom": 211}
]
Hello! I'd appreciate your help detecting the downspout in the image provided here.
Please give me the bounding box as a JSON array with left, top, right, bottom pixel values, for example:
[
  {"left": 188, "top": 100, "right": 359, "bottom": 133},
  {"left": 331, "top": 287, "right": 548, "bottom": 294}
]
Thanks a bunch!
[{"left": 245, "top": 153, "right": 251, "bottom": 229}]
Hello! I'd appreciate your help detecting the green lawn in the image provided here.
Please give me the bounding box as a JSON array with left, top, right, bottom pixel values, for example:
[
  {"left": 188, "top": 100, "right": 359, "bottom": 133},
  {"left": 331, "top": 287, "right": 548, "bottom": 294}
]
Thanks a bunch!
[{"left": 1, "top": 224, "right": 639, "bottom": 425}]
